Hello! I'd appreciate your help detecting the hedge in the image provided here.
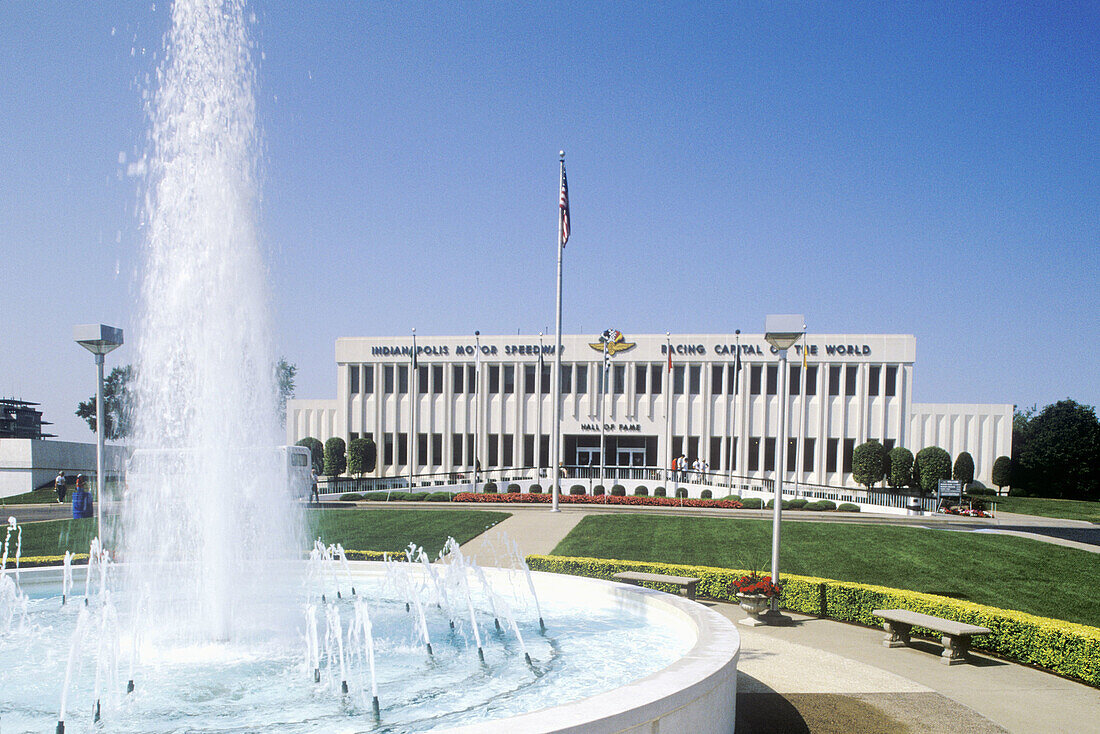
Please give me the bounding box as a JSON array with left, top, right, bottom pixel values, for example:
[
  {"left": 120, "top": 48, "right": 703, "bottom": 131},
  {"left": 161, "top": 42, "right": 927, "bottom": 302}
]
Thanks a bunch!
[
  {"left": 6, "top": 554, "right": 90, "bottom": 568},
  {"left": 339, "top": 493, "right": 363, "bottom": 501},
  {"left": 837, "top": 503, "right": 860, "bottom": 512},
  {"left": 451, "top": 493, "right": 743, "bottom": 509},
  {"left": 526, "top": 554, "right": 1100, "bottom": 687},
  {"left": 741, "top": 497, "right": 763, "bottom": 509}
]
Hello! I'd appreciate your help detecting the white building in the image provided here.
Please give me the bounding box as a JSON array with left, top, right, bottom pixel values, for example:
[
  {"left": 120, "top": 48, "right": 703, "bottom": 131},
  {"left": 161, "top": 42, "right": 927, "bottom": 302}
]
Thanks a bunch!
[{"left": 287, "top": 332, "right": 1012, "bottom": 488}]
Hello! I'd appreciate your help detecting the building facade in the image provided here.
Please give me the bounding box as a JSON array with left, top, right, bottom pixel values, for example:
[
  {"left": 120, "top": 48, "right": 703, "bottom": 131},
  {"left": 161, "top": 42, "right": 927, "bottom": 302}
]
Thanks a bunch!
[{"left": 287, "top": 332, "right": 1013, "bottom": 488}]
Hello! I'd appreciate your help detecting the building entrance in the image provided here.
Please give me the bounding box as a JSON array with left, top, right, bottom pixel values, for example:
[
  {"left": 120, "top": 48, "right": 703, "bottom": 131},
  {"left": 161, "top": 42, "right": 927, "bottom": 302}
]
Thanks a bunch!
[{"left": 563, "top": 435, "right": 657, "bottom": 468}]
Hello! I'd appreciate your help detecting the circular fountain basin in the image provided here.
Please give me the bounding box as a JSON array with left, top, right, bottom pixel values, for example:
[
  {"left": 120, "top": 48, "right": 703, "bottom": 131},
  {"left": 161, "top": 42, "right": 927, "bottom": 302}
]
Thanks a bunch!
[{"left": 2, "top": 563, "right": 739, "bottom": 733}]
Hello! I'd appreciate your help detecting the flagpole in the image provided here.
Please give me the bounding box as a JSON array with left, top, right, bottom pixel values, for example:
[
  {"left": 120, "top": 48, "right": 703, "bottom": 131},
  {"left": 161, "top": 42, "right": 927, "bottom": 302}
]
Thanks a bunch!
[
  {"left": 600, "top": 337, "right": 608, "bottom": 492},
  {"left": 729, "top": 330, "right": 740, "bottom": 488},
  {"left": 537, "top": 331, "right": 543, "bottom": 473},
  {"left": 551, "top": 152, "right": 566, "bottom": 512},
  {"left": 665, "top": 332, "right": 672, "bottom": 487},
  {"left": 410, "top": 327, "right": 416, "bottom": 491},
  {"left": 474, "top": 330, "right": 481, "bottom": 493}
]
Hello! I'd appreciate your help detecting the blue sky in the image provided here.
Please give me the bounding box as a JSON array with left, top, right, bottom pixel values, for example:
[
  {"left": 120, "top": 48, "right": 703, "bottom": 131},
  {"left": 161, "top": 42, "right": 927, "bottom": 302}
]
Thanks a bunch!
[{"left": 2, "top": 2, "right": 1097, "bottom": 442}]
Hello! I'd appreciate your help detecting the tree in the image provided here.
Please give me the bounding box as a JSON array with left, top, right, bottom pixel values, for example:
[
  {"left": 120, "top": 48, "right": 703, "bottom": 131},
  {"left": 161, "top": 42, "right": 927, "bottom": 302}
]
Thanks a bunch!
[
  {"left": 887, "top": 447, "right": 914, "bottom": 489},
  {"left": 347, "top": 437, "right": 377, "bottom": 476},
  {"left": 915, "top": 446, "right": 951, "bottom": 495},
  {"left": 991, "top": 455, "right": 1012, "bottom": 495},
  {"left": 277, "top": 358, "right": 297, "bottom": 427},
  {"left": 953, "top": 451, "right": 975, "bottom": 486},
  {"left": 323, "top": 437, "right": 347, "bottom": 477},
  {"left": 1013, "top": 399, "right": 1099, "bottom": 500},
  {"left": 851, "top": 440, "right": 886, "bottom": 489},
  {"left": 76, "top": 365, "right": 134, "bottom": 440},
  {"left": 296, "top": 437, "right": 324, "bottom": 475}
]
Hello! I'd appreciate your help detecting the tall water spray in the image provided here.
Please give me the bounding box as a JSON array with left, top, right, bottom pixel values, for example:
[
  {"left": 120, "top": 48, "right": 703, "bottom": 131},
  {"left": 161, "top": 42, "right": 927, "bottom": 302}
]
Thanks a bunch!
[{"left": 124, "top": 0, "right": 302, "bottom": 642}]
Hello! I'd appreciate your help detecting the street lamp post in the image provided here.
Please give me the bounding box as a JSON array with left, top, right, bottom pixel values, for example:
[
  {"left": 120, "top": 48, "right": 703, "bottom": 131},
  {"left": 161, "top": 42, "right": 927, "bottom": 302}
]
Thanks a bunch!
[
  {"left": 74, "top": 324, "right": 124, "bottom": 535},
  {"left": 763, "top": 314, "right": 804, "bottom": 623}
]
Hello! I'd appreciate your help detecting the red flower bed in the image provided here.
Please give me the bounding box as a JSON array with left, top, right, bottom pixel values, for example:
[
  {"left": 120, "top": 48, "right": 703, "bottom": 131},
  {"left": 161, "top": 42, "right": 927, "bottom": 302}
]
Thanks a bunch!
[
  {"left": 451, "top": 492, "right": 743, "bottom": 509},
  {"left": 730, "top": 573, "right": 782, "bottom": 597}
]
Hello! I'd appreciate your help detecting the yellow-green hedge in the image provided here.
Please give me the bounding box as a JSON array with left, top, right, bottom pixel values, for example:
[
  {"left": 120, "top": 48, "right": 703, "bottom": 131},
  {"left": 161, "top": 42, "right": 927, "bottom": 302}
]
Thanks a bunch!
[
  {"left": 526, "top": 554, "right": 1100, "bottom": 687},
  {"left": 6, "top": 554, "right": 90, "bottom": 568}
]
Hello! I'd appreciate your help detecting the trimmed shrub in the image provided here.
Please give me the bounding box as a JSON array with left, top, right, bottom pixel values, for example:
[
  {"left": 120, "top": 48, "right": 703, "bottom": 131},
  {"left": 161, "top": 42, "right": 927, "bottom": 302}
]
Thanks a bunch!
[
  {"left": 788, "top": 498, "right": 808, "bottom": 509},
  {"left": 347, "top": 437, "right": 377, "bottom": 476},
  {"left": 634, "top": 486, "right": 649, "bottom": 496},
  {"left": 837, "top": 502, "right": 860, "bottom": 512},
  {"left": 991, "top": 455, "right": 1012, "bottom": 494},
  {"left": 888, "top": 446, "right": 914, "bottom": 489},
  {"left": 406, "top": 492, "right": 429, "bottom": 501},
  {"left": 569, "top": 485, "right": 586, "bottom": 496},
  {"left": 953, "top": 451, "right": 975, "bottom": 486},
  {"left": 525, "top": 554, "right": 1100, "bottom": 687},
  {"left": 529, "top": 485, "right": 542, "bottom": 494},
  {"left": 296, "top": 437, "right": 324, "bottom": 475},
  {"left": 675, "top": 488, "right": 688, "bottom": 499},
  {"left": 654, "top": 487, "right": 667, "bottom": 497},
  {"left": 482, "top": 483, "right": 498, "bottom": 494},
  {"left": 611, "top": 485, "right": 626, "bottom": 496},
  {"left": 766, "top": 499, "right": 792, "bottom": 510},
  {"left": 806, "top": 500, "right": 837, "bottom": 511},
  {"left": 720, "top": 494, "right": 741, "bottom": 502},
  {"left": 700, "top": 489, "right": 712, "bottom": 499},
  {"left": 740, "top": 497, "right": 763, "bottom": 509},
  {"left": 338, "top": 493, "right": 363, "bottom": 501},
  {"left": 363, "top": 490, "right": 409, "bottom": 501},
  {"left": 916, "top": 446, "right": 952, "bottom": 495},
  {"left": 593, "top": 486, "right": 605, "bottom": 496},
  {"left": 506, "top": 483, "right": 521, "bottom": 493},
  {"left": 852, "top": 440, "right": 886, "bottom": 489},
  {"left": 426, "top": 491, "right": 454, "bottom": 502},
  {"left": 323, "top": 437, "right": 347, "bottom": 477}
]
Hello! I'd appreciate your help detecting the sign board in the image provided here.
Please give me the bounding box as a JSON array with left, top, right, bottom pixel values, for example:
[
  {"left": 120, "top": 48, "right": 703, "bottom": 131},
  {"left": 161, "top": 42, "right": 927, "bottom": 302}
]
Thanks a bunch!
[{"left": 938, "top": 479, "right": 964, "bottom": 498}]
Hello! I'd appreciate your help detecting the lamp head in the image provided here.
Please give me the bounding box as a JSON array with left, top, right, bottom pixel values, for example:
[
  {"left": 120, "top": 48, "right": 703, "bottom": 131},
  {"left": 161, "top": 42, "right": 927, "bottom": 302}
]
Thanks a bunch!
[
  {"left": 74, "top": 324, "right": 124, "bottom": 356},
  {"left": 764, "top": 314, "right": 804, "bottom": 351}
]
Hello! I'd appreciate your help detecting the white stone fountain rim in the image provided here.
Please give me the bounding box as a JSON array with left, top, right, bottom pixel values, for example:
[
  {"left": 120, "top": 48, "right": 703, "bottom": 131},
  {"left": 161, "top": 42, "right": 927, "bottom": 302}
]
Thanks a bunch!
[{"left": 12, "top": 562, "right": 740, "bottom": 734}]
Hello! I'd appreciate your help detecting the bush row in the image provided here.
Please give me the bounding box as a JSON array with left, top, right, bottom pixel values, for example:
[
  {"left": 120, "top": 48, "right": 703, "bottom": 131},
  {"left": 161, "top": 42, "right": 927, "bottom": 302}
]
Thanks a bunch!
[
  {"left": 525, "top": 554, "right": 1100, "bottom": 687},
  {"left": 451, "top": 492, "right": 743, "bottom": 509},
  {"left": 6, "top": 554, "right": 91, "bottom": 568},
  {"left": 338, "top": 491, "right": 456, "bottom": 502}
]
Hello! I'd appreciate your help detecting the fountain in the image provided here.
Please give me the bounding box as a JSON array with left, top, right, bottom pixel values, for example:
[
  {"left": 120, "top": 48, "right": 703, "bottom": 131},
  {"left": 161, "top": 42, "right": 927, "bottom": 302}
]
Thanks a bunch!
[{"left": 0, "top": 1, "right": 738, "bottom": 730}]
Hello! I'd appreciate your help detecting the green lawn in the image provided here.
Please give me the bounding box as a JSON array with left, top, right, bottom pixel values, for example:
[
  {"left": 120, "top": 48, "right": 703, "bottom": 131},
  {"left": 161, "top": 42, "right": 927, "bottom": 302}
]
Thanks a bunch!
[
  {"left": 8, "top": 509, "right": 510, "bottom": 564},
  {"left": 1, "top": 486, "right": 64, "bottom": 505},
  {"left": 992, "top": 496, "right": 1100, "bottom": 524},
  {"left": 551, "top": 515, "right": 1100, "bottom": 628}
]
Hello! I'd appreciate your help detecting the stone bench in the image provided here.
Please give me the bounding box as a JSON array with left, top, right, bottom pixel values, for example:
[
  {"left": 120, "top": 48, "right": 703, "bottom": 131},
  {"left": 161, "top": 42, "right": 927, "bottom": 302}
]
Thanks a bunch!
[
  {"left": 873, "top": 609, "right": 991, "bottom": 665},
  {"left": 612, "top": 571, "right": 700, "bottom": 601}
]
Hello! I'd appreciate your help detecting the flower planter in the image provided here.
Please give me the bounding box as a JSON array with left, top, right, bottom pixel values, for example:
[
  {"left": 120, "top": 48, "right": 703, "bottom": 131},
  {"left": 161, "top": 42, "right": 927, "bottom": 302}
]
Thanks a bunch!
[{"left": 736, "top": 593, "right": 772, "bottom": 627}]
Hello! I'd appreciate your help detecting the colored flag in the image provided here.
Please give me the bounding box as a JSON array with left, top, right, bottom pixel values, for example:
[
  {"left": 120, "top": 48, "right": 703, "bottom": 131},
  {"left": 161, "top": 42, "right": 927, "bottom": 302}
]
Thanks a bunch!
[
  {"left": 411, "top": 334, "right": 417, "bottom": 371},
  {"left": 733, "top": 342, "right": 742, "bottom": 394},
  {"left": 667, "top": 344, "right": 673, "bottom": 372},
  {"left": 559, "top": 161, "right": 570, "bottom": 247}
]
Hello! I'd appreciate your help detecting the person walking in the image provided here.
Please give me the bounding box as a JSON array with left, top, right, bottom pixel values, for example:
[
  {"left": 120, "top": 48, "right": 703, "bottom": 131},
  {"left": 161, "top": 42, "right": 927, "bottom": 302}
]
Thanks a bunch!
[{"left": 55, "top": 471, "right": 67, "bottom": 503}]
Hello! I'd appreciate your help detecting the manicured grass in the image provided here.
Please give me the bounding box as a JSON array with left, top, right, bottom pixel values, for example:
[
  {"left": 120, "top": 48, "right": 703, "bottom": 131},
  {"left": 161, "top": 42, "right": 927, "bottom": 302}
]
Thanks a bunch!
[
  {"left": 992, "top": 496, "right": 1100, "bottom": 524},
  {"left": 1, "top": 486, "right": 64, "bottom": 505},
  {"left": 551, "top": 515, "right": 1100, "bottom": 628},
  {"left": 309, "top": 508, "right": 510, "bottom": 558},
  {"left": 8, "top": 509, "right": 510, "bottom": 563}
]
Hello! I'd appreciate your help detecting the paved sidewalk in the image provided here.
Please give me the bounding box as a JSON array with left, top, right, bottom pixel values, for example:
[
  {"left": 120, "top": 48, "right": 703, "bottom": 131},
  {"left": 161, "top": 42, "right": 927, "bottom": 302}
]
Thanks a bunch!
[{"left": 457, "top": 506, "right": 587, "bottom": 566}]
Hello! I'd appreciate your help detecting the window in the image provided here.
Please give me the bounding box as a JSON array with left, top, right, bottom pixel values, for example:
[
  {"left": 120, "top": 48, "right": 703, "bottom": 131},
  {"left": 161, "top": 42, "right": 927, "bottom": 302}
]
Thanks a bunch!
[
  {"left": 710, "top": 437, "right": 722, "bottom": 469},
  {"left": 503, "top": 365, "right": 515, "bottom": 394},
  {"left": 524, "top": 365, "right": 536, "bottom": 395},
  {"left": 431, "top": 433, "right": 442, "bottom": 467},
  {"left": 688, "top": 436, "right": 699, "bottom": 462},
  {"left": 576, "top": 364, "right": 587, "bottom": 393},
  {"left": 417, "top": 433, "right": 428, "bottom": 466},
  {"left": 803, "top": 438, "right": 815, "bottom": 472},
  {"left": 689, "top": 365, "right": 701, "bottom": 395},
  {"left": 384, "top": 365, "right": 394, "bottom": 393},
  {"left": 561, "top": 364, "right": 573, "bottom": 393},
  {"left": 884, "top": 438, "right": 895, "bottom": 452},
  {"left": 787, "top": 438, "right": 798, "bottom": 472},
  {"left": 539, "top": 435, "right": 550, "bottom": 468},
  {"left": 845, "top": 366, "right": 858, "bottom": 396},
  {"left": 453, "top": 365, "right": 465, "bottom": 394},
  {"left": 540, "top": 364, "right": 551, "bottom": 393},
  {"left": 789, "top": 365, "right": 801, "bottom": 394},
  {"left": 750, "top": 365, "right": 762, "bottom": 395},
  {"left": 843, "top": 438, "right": 855, "bottom": 473},
  {"left": 748, "top": 437, "right": 761, "bottom": 472},
  {"left": 805, "top": 365, "right": 817, "bottom": 396},
  {"left": 452, "top": 433, "right": 463, "bottom": 465},
  {"left": 828, "top": 366, "right": 841, "bottom": 396},
  {"left": 397, "top": 365, "right": 408, "bottom": 394},
  {"left": 826, "top": 438, "right": 838, "bottom": 473},
  {"left": 673, "top": 436, "right": 684, "bottom": 461},
  {"left": 766, "top": 365, "right": 778, "bottom": 395},
  {"left": 418, "top": 365, "right": 429, "bottom": 394},
  {"left": 728, "top": 364, "right": 741, "bottom": 394},
  {"left": 363, "top": 365, "right": 373, "bottom": 393},
  {"left": 673, "top": 365, "right": 685, "bottom": 394},
  {"left": 398, "top": 433, "right": 408, "bottom": 465},
  {"left": 466, "top": 433, "right": 474, "bottom": 466},
  {"left": 502, "top": 434, "right": 514, "bottom": 466},
  {"left": 868, "top": 365, "right": 880, "bottom": 397},
  {"left": 885, "top": 366, "right": 897, "bottom": 397},
  {"left": 349, "top": 432, "right": 359, "bottom": 442},
  {"left": 727, "top": 437, "right": 738, "bottom": 470},
  {"left": 711, "top": 365, "right": 724, "bottom": 394},
  {"left": 764, "top": 437, "right": 776, "bottom": 471},
  {"left": 650, "top": 364, "right": 662, "bottom": 394},
  {"left": 488, "top": 435, "right": 499, "bottom": 467},
  {"left": 467, "top": 365, "right": 477, "bottom": 393},
  {"left": 613, "top": 364, "right": 625, "bottom": 395},
  {"left": 524, "top": 434, "right": 535, "bottom": 466},
  {"left": 430, "top": 365, "right": 441, "bottom": 395},
  {"left": 384, "top": 434, "right": 394, "bottom": 465},
  {"left": 636, "top": 365, "right": 648, "bottom": 394},
  {"left": 489, "top": 365, "right": 500, "bottom": 393},
  {"left": 349, "top": 366, "right": 359, "bottom": 394}
]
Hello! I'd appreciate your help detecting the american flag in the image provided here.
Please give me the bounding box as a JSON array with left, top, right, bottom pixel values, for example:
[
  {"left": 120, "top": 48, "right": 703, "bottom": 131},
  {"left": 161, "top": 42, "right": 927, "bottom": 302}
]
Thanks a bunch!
[{"left": 559, "top": 160, "right": 570, "bottom": 247}]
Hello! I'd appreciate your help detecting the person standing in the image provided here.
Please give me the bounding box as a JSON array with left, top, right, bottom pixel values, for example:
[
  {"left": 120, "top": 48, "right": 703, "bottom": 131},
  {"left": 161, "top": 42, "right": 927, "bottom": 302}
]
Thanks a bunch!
[
  {"left": 310, "top": 467, "right": 320, "bottom": 504},
  {"left": 55, "top": 471, "right": 67, "bottom": 503}
]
